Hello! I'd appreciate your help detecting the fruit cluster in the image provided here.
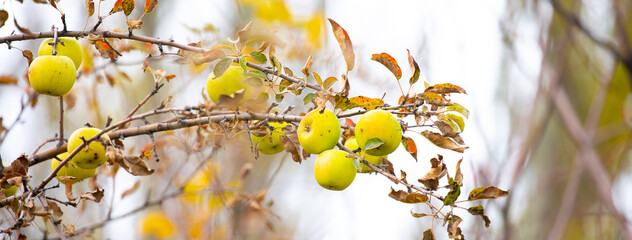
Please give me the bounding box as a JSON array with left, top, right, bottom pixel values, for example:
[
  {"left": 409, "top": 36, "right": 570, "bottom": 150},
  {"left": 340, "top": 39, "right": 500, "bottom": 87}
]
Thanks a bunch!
[
  {"left": 52, "top": 127, "right": 109, "bottom": 185},
  {"left": 28, "top": 37, "right": 82, "bottom": 96},
  {"left": 206, "top": 66, "right": 403, "bottom": 191}
]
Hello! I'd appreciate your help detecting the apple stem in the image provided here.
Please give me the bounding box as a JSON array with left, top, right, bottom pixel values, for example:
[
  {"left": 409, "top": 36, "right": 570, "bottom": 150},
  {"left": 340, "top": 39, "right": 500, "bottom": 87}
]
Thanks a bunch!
[
  {"left": 51, "top": 26, "right": 58, "bottom": 56},
  {"left": 57, "top": 96, "right": 64, "bottom": 148}
]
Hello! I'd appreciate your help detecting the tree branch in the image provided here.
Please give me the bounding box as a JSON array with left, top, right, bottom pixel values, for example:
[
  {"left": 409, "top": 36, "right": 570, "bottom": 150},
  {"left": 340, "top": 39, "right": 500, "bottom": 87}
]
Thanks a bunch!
[
  {"left": 0, "top": 30, "right": 324, "bottom": 92},
  {"left": 552, "top": 88, "right": 632, "bottom": 239}
]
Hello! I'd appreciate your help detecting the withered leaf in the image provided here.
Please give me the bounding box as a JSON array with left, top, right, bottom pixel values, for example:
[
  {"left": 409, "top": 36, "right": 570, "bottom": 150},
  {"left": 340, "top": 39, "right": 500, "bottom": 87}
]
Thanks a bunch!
[
  {"left": 22, "top": 50, "right": 33, "bottom": 66},
  {"left": 418, "top": 92, "right": 452, "bottom": 106},
  {"left": 425, "top": 83, "right": 467, "bottom": 94},
  {"left": 121, "top": 180, "right": 140, "bottom": 199},
  {"left": 401, "top": 136, "right": 417, "bottom": 161},
  {"left": 119, "top": 155, "right": 154, "bottom": 176},
  {"left": 216, "top": 89, "right": 246, "bottom": 108},
  {"left": 64, "top": 183, "right": 75, "bottom": 201},
  {"left": 80, "top": 187, "right": 104, "bottom": 203},
  {"left": 349, "top": 96, "right": 384, "bottom": 110},
  {"left": 388, "top": 188, "right": 428, "bottom": 203},
  {"left": 301, "top": 56, "right": 313, "bottom": 77},
  {"left": 126, "top": 19, "right": 143, "bottom": 30},
  {"left": 381, "top": 158, "right": 395, "bottom": 177},
  {"left": 411, "top": 211, "right": 431, "bottom": 218},
  {"left": 454, "top": 158, "right": 463, "bottom": 186},
  {"left": 237, "top": 21, "right": 252, "bottom": 50},
  {"left": 48, "top": 201, "right": 63, "bottom": 218},
  {"left": 63, "top": 224, "right": 76, "bottom": 236},
  {"left": 192, "top": 49, "right": 225, "bottom": 66},
  {"left": 94, "top": 41, "right": 119, "bottom": 61},
  {"left": 0, "top": 10, "right": 8, "bottom": 29},
  {"left": 109, "top": 0, "right": 135, "bottom": 16},
  {"left": 435, "top": 120, "right": 456, "bottom": 136},
  {"left": 468, "top": 205, "right": 491, "bottom": 228},
  {"left": 371, "top": 52, "right": 402, "bottom": 80},
  {"left": 13, "top": 17, "right": 32, "bottom": 34},
  {"left": 279, "top": 132, "right": 302, "bottom": 163},
  {"left": 86, "top": 0, "right": 95, "bottom": 16},
  {"left": 339, "top": 74, "right": 350, "bottom": 96},
  {"left": 468, "top": 186, "right": 509, "bottom": 200},
  {"left": 327, "top": 18, "right": 354, "bottom": 71},
  {"left": 417, "top": 157, "right": 446, "bottom": 190},
  {"left": 323, "top": 76, "right": 337, "bottom": 90},
  {"left": 422, "top": 229, "right": 435, "bottom": 240},
  {"left": 144, "top": 0, "right": 158, "bottom": 14},
  {"left": 421, "top": 130, "right": 468, "bottom": 153},
  {"left": 407, "top": 49, "right": 421, "bottom": 85},
  {"left": 446, "top": 214, "right": 464, "bottom": 239}
]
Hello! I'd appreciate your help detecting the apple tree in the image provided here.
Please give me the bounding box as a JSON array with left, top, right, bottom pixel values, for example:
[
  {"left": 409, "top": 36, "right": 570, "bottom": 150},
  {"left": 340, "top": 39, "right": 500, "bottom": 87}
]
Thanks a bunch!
[{"left": 0, "top": 1, "right": 508, "bottom": 239}]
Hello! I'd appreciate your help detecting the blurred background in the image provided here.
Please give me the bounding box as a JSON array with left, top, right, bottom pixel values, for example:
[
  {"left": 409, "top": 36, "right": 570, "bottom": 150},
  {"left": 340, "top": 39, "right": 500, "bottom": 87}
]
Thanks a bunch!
[{"left": 0, "top": 0, "right": 631, "bottom": 239}]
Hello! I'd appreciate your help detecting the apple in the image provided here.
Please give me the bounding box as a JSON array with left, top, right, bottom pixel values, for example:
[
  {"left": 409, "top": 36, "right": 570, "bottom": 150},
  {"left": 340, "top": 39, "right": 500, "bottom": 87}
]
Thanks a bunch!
[
  {"left": 139, "top": 210, "right": 175, "bottom": 239},
  {"left": 182, "top": 168, "right": 212, "bottom": 203},
  {"left": 344, "top": 137, "right": 385, "bottom": 173},
  {"left": 51, "top": 152, "right": 97, "bottom": 184},
  {"left": 38, "top": 37, "right": 83, "bottom": 68},
  {"left": 251, "top": 122, "right": 290, "bottom": 155},
  {"left": 28, "top": 55, "right": 76, "bottom": 96},
  {"left": 355, "top": 109, "right": 402, "bottom": 156},
  {"left": 298, "top": 109, "right": 341, "bottom": 154},
  {"left": 67, "top": 127, "right": 110, "bottom": 169},
  {"left": 313, "top": 149, "right": 356, "bottom": 191},
  {"left": 206, "top": 66, "right": 253, "bottom": 103}
]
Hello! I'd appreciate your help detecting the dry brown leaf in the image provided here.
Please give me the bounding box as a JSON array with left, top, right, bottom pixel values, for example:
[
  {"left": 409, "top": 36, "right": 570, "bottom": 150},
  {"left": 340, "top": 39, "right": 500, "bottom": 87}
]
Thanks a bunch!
[
  {"left": 121, "top": 180, "right": 140, "bottom": 199},
  {"left": 421, "top": 130, "right": 468, "bottom": 153},
  {"left": 80, "top": 187, "right": 104, "bottom": 203},
  {"left": 327, "top": 18, "right": 354, "bottom": 71},
  {"left": 417, "top": 157, "right": 446, "bottom": 190}
]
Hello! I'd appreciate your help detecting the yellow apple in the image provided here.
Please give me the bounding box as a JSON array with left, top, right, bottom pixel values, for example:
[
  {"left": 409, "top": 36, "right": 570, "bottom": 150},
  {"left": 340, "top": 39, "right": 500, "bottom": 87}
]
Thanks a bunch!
[
  {"left": 298, "top": 109, "right": 341, "bottom": 154},
  {"left": 139, "top": 210, "right": 175, "bottom": 239},
  {"left": 251, "top": 122, "right": 289, "bottom": 155},
  {"left": 28, "top": 55, "right": 76, "bottom": 96},
  {"left": 313, "top": 149, "right": 356, "bottom": 191},
  {"left": 51, "top": 152, "right": 97, "bottom": 184},
  {"left": 67, "top": 127, "right": 110, "bottom": 169},
  {"left": 344, "top": 137, "right": 385, "bottom": 173},
  {"left": 206, "top": 66, "right": 253, "bottom": 103},
  {"left": 182, "top": 168, "right": 211, "bottom": 203},
  {"left": 355, "top": 109, "right": 402, "bottom": 156},
  {"left": 38, "top": 37, "right": 83, "bottom": 68}
]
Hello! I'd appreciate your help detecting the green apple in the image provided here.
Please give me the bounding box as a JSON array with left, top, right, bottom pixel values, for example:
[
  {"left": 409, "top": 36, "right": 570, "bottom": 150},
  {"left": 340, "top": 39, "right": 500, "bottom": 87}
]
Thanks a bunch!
[
  {"left": 355, "top": 109, "right": 402, "bottom": 155},
  {"left": 313, "top": 149, "right": 356, "bottom": 191},
  {"left": 206, "top": 66, "right": 253, "bottom": 103},
  {"left": 298, "top": 109, "right": 341, "bottom": 154},
  {"left": 251, "top": 122, "right": 290, "bottom": 155},
  {"left": 28, "top": 55, "right": 76, "bottom": 96},
  {"left": 67, "top": 127, "right": 110, "bottom": 169},
  {"left": 51, "top": 152, "right": 97, "bottom": 184},
  {"left": 344, "top": 137, "right": 384, "bottom": 173},
  {"left": 38, "top": 37, "right": 83, "bottom": 68}
]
